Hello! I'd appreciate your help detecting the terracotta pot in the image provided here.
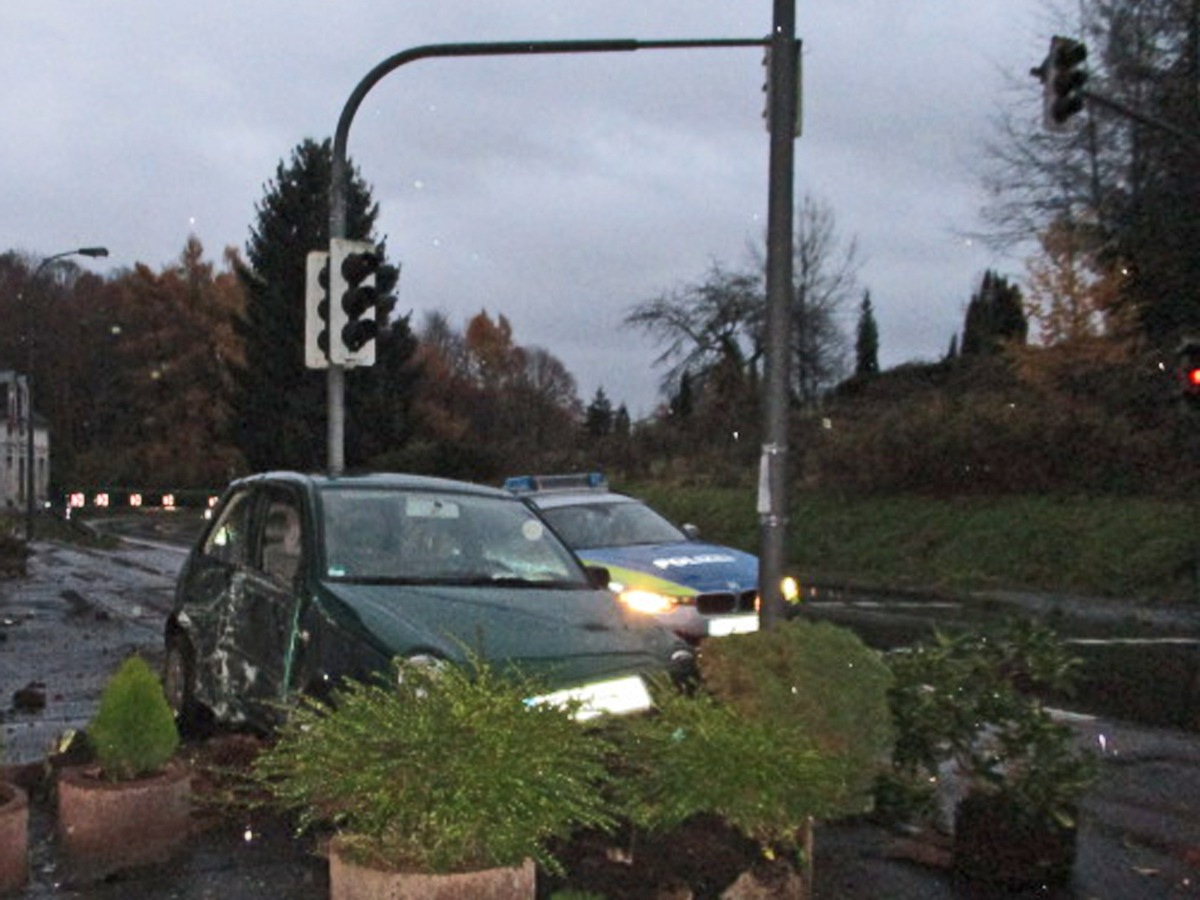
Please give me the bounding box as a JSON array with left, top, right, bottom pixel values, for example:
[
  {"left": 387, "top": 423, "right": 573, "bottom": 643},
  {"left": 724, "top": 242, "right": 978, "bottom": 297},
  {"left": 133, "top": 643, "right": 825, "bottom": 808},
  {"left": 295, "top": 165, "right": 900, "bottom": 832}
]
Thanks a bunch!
[
  {"left": 0, "top": 782, "right": 29, "bottom": 893},
  {"left": 953, "top": 792, "right": 1077, "bottom": 889},
  {"left": 329, "top": 836, "right": 536, "bottom": 900},
  {"left": 57, "top": 759, "right": 192, "bottom": 881}
]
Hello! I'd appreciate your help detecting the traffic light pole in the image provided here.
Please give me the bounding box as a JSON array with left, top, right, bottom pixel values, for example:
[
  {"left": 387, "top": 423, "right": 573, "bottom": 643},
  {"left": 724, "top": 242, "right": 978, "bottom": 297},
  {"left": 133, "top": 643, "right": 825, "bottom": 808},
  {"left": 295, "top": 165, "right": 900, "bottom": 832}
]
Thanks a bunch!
[
  {"left": 758, "top": 1, "right": 799, "bottom": 630},
  {"left": 1082, "top": 87, "right": 1200, "bottom": 150},
  {"left": 326, "top": 36, "right": 769, "bottom": 476}
]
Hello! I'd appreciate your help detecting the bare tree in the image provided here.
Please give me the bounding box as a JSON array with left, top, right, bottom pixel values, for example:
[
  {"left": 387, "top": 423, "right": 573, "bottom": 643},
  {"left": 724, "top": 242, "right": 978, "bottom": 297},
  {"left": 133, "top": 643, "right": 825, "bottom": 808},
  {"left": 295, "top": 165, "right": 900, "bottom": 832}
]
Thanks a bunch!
[
  {"left": 624, "top": 261, "right": 763, "bottom": 400},
  {"left": 785, "top": 194, "right": 860, "bottom": 405},
  {"left": 979, "top": 0, "right": 1200, "bottom": 347},
  {"left": 627, "top": 193, "right": 860, "bottom": 409}
]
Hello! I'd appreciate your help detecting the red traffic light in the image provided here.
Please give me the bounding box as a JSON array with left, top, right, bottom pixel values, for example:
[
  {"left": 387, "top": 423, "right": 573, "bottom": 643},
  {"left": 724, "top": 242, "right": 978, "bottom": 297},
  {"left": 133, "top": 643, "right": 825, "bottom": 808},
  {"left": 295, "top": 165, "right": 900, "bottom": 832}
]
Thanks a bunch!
[{"left": 1177, "top": 339, "right": 1200, "bottom": 400}]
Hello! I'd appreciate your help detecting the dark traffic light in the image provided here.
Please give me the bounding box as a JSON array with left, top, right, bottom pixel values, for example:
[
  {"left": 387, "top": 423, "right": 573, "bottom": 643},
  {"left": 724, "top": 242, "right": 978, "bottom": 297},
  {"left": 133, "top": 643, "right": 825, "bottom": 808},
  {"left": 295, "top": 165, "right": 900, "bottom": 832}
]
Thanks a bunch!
[
  {"left": 329, "top": 239, "right": 396, "bottom": 367},
  {"left": 304, "top": 251, "right": 331, "bottom": 370},
  {"left": 1034, "top": 36, "right": 1088, "bottom": 131}
]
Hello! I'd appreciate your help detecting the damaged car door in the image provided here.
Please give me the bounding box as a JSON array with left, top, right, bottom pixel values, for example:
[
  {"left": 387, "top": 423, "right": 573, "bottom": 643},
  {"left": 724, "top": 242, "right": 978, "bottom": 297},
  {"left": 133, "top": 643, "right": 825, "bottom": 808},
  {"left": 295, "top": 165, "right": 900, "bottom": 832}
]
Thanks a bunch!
[{"left": 172, "top": 485, "right": 308, "bottom": 727}]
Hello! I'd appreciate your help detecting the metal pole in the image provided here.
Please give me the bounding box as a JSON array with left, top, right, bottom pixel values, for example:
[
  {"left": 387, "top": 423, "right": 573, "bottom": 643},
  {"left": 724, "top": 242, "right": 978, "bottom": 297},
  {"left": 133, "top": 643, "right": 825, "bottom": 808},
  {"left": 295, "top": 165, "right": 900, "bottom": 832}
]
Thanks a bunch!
[
  {"left": 758, "top": 2, "right": 798, "bottom": 629},
  {"left": 23, "top": 247, "right": 108, "bottom": 540},
  {"left": 23, "top": 369, "right": 35, "bottom": 541},
  {"left": 326, "top": 37, "right": 766, "bottom": 475}
]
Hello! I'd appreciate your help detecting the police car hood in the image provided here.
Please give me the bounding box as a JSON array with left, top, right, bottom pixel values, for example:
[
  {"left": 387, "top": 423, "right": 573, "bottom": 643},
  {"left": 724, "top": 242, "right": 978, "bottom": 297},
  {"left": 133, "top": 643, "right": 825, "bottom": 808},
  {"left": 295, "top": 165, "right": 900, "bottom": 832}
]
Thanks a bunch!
[{"left": 576, "top": 541, "right": 758, "bottom": 593}]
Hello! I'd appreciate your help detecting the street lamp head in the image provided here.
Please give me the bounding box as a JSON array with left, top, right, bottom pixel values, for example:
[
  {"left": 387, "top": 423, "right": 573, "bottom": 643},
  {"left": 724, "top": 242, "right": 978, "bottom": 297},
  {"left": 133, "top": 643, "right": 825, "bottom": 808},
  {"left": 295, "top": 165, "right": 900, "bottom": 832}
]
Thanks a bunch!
[{"left": 76, "top": 247, "right": 109, "bottom": 258}]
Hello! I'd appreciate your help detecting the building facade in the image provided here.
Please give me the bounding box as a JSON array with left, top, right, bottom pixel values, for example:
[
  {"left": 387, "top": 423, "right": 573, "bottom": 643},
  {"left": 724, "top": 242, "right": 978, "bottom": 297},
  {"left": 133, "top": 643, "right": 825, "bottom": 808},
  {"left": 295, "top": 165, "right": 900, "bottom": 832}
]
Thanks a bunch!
[{"left": 0, "top": 371, "right": 50, "bottom": 510}]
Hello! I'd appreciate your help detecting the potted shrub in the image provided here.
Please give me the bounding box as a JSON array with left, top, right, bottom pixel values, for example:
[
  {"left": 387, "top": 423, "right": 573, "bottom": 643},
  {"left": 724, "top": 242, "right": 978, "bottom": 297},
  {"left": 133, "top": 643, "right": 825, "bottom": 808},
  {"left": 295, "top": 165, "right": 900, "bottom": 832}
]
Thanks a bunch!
[
  {"left": 0, "top": 731, "right": 29, "bottom": 894},
  {"left": 251, "top": 656, "right": 614, "bottom": 899},
  {"left": 0, "top": 781, "right": 28, "bottom": 894},
  {"left": 56, "top": 654, "right": 190, "bottom": 881},
  {"left": 608, "top": 620, "right": 895, "bottom": 897},
  {"left": 877, "top": 619, "right": 1097, "bottom": 889}
]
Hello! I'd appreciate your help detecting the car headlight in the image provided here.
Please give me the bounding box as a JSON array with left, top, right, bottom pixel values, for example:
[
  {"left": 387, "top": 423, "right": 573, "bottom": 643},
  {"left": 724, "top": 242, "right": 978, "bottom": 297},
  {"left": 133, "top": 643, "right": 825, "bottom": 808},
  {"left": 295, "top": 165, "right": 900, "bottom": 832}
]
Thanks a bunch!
[
  {"left": 782, "top": 576, "right": 801, "bottom": 604},
  {"left": 618, "top": 589, "right": 680, "bottom": 616}
]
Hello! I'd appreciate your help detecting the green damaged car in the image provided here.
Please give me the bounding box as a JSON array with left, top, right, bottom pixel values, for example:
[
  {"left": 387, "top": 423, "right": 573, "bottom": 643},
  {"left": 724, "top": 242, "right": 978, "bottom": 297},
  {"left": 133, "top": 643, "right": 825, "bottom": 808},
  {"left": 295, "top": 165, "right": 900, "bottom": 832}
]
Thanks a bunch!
[{"left": 164, "top": 472, "right": 693, "bottom": 733}]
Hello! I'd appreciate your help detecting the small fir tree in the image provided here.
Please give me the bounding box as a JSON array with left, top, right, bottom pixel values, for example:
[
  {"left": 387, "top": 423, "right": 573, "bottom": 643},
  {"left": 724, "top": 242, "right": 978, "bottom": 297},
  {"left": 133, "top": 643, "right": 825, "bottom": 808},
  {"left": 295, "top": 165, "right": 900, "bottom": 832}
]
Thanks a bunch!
[
  {"left": 855, "top": 290, "right": 880, "bottom": 377},
  {"left": 89, "top": 656, "right": 180, "bottom": 781}
]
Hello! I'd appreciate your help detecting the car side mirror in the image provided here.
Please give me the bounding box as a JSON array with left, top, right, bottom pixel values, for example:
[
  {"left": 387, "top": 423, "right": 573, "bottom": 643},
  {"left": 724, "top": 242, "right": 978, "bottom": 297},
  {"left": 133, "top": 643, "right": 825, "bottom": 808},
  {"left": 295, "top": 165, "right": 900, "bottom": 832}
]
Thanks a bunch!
[
  {"left": 682, "top": 523, "right": 701, "bottom": 540},
  {"left": 585, "top": 565, "right": 612, "bottom": 590}
]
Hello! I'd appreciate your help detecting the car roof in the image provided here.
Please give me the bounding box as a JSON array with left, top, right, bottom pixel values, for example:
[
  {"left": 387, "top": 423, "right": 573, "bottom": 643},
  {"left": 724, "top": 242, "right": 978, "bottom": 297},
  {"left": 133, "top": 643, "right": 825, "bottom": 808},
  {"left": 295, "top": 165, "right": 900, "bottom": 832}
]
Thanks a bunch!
[
  {"left": 526, "top": 490, "right": 638, "bottom": 510},
  {"left": 503, "top": 473, "right": 640, "bottom": 510},
  {"left": 230, "top": 470, "right": 513, "bottom": 500}
]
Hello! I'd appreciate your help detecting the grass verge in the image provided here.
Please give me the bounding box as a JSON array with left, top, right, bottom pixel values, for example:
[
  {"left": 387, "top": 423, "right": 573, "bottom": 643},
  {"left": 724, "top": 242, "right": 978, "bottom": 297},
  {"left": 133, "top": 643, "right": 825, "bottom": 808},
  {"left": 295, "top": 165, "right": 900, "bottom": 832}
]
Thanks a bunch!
[{"left": 628, "top": 484, "right": 1197, "bottom": 605}]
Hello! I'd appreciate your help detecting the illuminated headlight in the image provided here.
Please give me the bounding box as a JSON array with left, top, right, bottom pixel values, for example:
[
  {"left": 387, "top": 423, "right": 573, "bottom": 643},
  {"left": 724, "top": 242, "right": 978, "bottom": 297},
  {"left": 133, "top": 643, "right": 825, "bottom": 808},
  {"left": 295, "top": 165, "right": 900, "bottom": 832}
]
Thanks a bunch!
[
  {"left": 618, "top": 589, "right": 679, "bottom": 616},
  {"left": 782, "top": 576, "right": 801, "bottom": 604}
]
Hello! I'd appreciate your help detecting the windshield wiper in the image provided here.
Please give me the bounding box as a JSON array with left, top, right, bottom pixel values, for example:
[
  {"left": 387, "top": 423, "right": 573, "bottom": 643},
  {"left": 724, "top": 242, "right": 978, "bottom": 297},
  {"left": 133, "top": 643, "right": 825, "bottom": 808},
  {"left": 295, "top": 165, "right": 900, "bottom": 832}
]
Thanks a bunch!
[{"left": 438, "top": 574, "right": 583, "bottom": 588}]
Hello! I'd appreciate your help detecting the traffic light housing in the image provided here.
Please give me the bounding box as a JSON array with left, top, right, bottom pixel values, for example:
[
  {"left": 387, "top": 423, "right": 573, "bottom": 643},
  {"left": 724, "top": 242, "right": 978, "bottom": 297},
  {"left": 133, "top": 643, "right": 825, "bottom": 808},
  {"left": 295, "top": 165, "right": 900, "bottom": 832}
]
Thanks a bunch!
[
  {"left": 760, "top": 37, "right": 803, "bottom": 137},
  {"left": 1178, "top": 338, "right": 1200, "bottom": 407},
  {"left": 304, "top": 251, "right": 331, "bottom": 369},
  {"left": 1036, "top": 36, "right": 1088, "bottom": 131},
  {"left": 328, "top": 238, "right": 397, "bottom": 367}
]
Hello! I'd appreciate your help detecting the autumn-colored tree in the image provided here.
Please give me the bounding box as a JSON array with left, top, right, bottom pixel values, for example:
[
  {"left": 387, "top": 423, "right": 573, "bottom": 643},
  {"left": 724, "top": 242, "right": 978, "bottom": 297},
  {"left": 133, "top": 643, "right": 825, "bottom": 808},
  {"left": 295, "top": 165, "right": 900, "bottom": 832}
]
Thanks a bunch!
[
  {"left": 1003, "top": 220, "right": 1145, "bottom": 430},
  {"left": 403, "top": 310, "right": 580, "bottom": 479},
  {"left": 70, "top": 238, "right": 246, "bottom": 486},
  {"left": 1023, "top": 220, "right": 1136, "bottom": 348},
  {"left": 0, "top": 252, "right": 110, "bottom": 487}
]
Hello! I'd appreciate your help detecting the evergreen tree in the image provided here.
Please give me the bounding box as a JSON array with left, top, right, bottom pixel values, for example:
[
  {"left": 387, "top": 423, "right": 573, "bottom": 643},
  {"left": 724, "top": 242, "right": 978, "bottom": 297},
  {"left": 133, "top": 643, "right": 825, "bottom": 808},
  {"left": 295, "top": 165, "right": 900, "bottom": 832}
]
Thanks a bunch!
[
  {"left": 584, "top": 387, "right": 614, "bottom": 438},
  {"left": 613, "top": 404, "right": 631, "bottom": 438},
  {"left": 961, "top": 270, "right": 1027, "bottom": 357},
  {"left": 233, "top": 138, "right": 410, "bottom": 472},
  {"left": 670, "top": 372, "right": 694, "bottom": 419},
  {"left": 854, "top": 290, "right": 880, "bottom": 377}
]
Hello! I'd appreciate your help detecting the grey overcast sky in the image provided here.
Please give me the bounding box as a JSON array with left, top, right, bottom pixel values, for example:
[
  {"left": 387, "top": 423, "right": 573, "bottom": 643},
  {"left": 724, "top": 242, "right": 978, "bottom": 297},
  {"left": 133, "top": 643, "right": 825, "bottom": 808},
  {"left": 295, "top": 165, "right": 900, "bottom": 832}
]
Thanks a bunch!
[{"left": 2, "top": 1, "right": 1057, "bottom": 416}]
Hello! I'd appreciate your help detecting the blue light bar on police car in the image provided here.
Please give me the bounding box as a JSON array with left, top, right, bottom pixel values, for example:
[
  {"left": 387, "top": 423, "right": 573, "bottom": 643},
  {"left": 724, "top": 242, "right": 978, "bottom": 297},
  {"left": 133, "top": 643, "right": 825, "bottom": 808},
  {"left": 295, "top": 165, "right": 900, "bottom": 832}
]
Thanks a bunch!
[{"left": 503, "top": 473, "right": 608, "bottom": 494}]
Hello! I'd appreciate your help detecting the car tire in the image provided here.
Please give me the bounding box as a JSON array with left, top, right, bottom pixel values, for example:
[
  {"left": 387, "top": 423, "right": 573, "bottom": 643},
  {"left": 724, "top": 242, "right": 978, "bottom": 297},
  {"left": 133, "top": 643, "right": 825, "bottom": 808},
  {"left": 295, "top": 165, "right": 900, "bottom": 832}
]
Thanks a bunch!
[{"left": 164, "top": 633, "right": 210, "bottom": 739}]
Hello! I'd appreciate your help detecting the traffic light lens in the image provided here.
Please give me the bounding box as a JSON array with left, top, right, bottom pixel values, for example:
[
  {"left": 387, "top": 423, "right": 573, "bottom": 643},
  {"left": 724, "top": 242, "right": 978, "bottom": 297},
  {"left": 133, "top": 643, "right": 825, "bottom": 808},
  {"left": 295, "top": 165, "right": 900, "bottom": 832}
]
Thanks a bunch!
[
  {"left": 342, "top": 252, "right": 381, "bottom": 283},
  {"left": 1188, "top": 368, "right": 1200, "bottom": 388},
  {"left": 343, "top": 319, "right": 379, "bottom": 351}
]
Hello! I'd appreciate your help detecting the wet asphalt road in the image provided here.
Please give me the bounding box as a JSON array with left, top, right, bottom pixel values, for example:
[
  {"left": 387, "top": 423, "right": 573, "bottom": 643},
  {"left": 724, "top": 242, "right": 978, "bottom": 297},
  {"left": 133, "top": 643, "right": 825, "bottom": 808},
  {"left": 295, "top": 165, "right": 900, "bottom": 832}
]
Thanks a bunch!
[{"left": 1, "top": 522, "right": 1199, "bottom": 897}]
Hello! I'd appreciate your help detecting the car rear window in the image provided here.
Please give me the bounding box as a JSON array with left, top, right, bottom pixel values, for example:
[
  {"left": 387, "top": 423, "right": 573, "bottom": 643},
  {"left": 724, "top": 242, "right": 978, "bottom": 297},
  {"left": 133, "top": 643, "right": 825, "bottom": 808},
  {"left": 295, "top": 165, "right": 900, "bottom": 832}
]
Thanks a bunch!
[{"left": 539, "top": 500, "right": 687, "bottom": 549}]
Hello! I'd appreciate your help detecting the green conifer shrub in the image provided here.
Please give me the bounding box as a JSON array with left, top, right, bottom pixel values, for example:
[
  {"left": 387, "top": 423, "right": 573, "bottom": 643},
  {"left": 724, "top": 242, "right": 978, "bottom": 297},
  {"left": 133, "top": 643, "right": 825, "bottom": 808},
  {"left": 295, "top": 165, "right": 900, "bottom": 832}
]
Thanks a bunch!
[
  {"left": 88, "top": 655, "right": 180, "bottom": 781},
  {"left": 614, "top": 620, "right": 894, "bottom": 857},
  {"left": 252, "top": 656, "right": 614, "bottom": 874}
]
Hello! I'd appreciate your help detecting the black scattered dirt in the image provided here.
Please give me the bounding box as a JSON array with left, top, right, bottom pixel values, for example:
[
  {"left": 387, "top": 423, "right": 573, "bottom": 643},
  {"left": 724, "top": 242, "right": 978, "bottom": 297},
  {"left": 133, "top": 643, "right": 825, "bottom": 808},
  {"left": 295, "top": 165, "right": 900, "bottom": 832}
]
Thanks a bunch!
[{"left": 541, "top": 815, "right": 765, "bottom": 899}]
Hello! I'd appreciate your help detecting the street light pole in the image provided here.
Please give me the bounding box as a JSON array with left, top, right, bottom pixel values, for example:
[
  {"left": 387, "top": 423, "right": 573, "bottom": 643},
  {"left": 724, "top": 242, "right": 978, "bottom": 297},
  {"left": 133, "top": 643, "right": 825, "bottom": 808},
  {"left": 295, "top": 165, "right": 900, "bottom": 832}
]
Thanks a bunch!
[{"left": 23, "top": 246, "right": 109, "bottom": 541}]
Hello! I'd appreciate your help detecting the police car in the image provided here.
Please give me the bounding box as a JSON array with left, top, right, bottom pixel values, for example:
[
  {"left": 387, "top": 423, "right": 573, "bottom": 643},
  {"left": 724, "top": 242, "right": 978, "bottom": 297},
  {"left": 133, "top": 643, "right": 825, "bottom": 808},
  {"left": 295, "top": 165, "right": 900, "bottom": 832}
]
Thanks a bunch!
[{"left": 505, "top": 474, "right": 774, "bottom": 642}]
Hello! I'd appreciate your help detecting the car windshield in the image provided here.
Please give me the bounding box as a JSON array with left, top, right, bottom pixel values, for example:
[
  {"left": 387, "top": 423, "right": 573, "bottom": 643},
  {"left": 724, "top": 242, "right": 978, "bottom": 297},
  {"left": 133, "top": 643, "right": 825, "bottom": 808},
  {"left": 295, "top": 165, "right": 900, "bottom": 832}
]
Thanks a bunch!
[
  {"left": 539, "top": 499, "right": 687, "bottom": 549},
  {"left": 319, "top": 487, "right": 586, "bottom": 585}
]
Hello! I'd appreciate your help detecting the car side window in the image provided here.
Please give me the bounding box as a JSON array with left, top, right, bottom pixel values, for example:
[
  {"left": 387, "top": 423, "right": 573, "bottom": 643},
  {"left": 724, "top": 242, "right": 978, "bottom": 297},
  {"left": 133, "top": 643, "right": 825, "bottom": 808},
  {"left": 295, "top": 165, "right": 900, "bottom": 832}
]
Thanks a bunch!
[
  {"left": 202, "top": 490, "right": 254, "bottom": 565},
  {"left": 260, "top": 496, "right": 304, "bottom": 585}
]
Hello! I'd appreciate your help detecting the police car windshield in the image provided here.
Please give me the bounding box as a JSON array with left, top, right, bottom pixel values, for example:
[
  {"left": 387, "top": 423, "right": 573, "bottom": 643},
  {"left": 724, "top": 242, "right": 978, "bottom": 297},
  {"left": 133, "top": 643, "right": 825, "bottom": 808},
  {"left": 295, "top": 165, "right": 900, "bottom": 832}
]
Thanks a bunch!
[{"left": 540, "top": 500, "right": 687, "bottom": 549}]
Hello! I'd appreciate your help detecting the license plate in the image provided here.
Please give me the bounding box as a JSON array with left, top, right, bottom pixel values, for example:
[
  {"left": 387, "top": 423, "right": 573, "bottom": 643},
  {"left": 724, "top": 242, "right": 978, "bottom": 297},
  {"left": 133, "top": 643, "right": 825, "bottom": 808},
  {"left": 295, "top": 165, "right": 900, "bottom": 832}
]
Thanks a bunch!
[
  {"left": 708, "top": 614, "right": 760, "bottom": 637},
  {"left": 528, "top": 674, "right": 652, "bottom": 720}
]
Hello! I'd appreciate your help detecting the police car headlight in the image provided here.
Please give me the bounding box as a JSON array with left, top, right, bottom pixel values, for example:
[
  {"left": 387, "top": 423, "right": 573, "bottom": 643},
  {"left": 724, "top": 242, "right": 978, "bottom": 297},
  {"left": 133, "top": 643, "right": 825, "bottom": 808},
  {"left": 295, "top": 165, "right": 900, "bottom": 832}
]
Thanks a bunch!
[
  {"left": 618, "top": 589, "right": 679, "bottom": 616},
  {"left": 782, "top": 576, "right": 801, "bottom": 604}
]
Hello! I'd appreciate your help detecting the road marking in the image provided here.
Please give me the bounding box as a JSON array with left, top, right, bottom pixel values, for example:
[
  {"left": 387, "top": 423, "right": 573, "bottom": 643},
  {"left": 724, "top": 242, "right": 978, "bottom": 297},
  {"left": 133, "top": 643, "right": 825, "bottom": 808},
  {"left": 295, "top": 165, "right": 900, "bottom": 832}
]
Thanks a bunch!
[{"left": 1068, "top": 637, "right": 1200, "bottom": 646}]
